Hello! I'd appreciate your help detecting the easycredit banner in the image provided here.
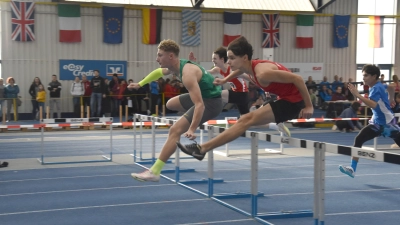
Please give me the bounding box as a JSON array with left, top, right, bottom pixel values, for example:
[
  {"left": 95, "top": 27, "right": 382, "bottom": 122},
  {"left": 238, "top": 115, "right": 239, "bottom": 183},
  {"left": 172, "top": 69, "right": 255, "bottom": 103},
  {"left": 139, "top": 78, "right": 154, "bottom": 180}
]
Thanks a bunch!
[
  {"left": 280, "top": 63, "right": 323, "bottom": 81},
  {"left": 59, "top": 60, "right": 127, "bottom": 80}
]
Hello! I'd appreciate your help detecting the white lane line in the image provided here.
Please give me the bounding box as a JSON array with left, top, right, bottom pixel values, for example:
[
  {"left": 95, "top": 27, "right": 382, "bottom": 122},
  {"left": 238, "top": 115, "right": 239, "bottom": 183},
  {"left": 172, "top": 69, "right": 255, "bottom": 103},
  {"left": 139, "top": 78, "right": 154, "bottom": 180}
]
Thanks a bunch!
[
  {"left": 0, "top": 174, "right": 129, "bottom": 183},
  {"left": 326, "top": 209, "right": 400, "bottom": 216},
  {"left": 0, "top": 184, "right": 176, "bottom": 197},
  {"left": 262, "top": 187, "right": 400, "bottom": 197},
  {"left": 175, "top": 219, "right": 254, "bottom": 225},
  {"left": 0, "top": 198, "right": 208, "bottom": 216}
]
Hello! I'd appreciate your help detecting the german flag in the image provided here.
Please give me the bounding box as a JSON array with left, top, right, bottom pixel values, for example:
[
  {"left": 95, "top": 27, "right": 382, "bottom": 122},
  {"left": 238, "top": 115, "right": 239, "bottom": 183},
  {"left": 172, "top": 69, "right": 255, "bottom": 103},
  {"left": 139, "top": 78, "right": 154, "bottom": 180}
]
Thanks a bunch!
[
  {"left": 142, "top": 8, "right": 162, "bottom": 44},
  {"left": 368, "top": 16, "right": 384, "bottom": 48}
]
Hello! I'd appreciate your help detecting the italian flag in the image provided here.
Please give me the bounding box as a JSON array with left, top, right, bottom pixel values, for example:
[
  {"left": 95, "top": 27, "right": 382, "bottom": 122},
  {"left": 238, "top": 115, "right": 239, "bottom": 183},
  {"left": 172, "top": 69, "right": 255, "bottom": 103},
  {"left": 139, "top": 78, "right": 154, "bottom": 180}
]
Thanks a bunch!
[
  {"left": 296, "top": 15, "right": 314, "bottom": 48},
  {"left": 58, "top": 4, "right": 81, "bottom": 43}
]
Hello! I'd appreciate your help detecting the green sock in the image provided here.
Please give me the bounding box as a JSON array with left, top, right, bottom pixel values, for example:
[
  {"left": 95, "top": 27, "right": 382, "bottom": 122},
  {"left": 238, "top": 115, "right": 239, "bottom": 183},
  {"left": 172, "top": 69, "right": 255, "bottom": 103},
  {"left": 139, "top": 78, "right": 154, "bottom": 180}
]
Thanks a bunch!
[{"left": 150, "top": 159, "right": 165, "bottom": 175}]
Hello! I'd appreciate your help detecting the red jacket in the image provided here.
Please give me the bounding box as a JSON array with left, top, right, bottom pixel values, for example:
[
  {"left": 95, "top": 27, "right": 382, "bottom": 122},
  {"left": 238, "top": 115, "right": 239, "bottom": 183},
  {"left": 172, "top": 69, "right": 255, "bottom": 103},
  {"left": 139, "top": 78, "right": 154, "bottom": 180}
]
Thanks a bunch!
[
  {"left": 82, "top": 81, "right": 92, "bottom": 96},
  {"left": 164, "top": 83, "right": 178, "bottom": 98}
]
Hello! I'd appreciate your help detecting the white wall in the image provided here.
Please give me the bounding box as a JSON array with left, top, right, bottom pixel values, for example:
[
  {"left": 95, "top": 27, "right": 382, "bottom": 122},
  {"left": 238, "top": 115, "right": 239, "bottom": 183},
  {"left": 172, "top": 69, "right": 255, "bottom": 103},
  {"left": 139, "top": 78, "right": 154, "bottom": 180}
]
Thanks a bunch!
[{"left": 1, "top": 0, "right": 360, "bottom": 114}]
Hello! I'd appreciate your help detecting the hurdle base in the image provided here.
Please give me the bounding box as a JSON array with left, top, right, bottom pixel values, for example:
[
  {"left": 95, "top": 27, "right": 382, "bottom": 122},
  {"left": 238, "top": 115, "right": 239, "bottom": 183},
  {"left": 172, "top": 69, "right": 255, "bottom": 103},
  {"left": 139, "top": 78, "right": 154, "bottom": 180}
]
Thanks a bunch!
[
  {"left": 180, "top": 178, "right": 224, "bottom": 185},
  {"left": 161, "top": 168, "right": 195, "bottom": 173},
  {"left": 214, "top": 192, "right": 264, "bottom": 200},
  {"left": 265, "top": 148, "right": 282, "bottom": 154},
  {"left": 37, "top": 156, "right": 112, "bottom": 165},
  {"left": 256, "top": 209, "right": 313, "bottom": 220},
  {"left": 135, "top": 160, "right": 172, "bottom": 165}
]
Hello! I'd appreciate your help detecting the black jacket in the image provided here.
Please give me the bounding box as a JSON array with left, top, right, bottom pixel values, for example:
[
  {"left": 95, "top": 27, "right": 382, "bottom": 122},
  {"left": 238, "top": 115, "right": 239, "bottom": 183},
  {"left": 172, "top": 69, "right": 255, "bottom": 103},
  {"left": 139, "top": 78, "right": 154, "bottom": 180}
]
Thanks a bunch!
[
  {"left": 48, "top": 81, "right": 62, "bottom": 98},
  {"left": 90, "top": 76, "right": 106, "bottom": 94}
]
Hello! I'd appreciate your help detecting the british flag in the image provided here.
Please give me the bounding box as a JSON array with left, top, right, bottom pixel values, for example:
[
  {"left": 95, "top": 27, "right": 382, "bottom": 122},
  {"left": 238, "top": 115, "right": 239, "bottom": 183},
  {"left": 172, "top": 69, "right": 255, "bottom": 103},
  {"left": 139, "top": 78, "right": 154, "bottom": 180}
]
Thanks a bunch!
[
  {"left": 11, "top": 1, "right": 35, "bottom": 42},
  {"left": 262, "top": 14, "right": 280, "bottom": 48}
]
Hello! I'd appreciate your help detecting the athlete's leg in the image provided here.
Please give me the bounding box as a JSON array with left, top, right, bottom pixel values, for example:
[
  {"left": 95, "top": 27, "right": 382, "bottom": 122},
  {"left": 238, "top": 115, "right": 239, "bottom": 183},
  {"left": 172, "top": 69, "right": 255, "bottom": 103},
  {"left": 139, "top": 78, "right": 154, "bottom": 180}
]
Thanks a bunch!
[{"left": 221, "top": 90, "right": 229, "bottom": 104}]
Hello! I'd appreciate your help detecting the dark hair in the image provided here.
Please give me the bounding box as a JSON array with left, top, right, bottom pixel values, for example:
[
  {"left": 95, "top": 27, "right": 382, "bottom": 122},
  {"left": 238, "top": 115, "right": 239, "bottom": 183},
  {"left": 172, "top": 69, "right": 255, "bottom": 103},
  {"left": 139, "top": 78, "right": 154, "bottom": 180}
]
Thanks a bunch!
[
  {"left": 32, "top": 77, "right": 42, "bottom": 84},
  {"left": 128, "top": 79, "right": 133, "bottom": 82},
  {"left": 213, "top": 47, "right": 228, "bottom": 63},
  {"left": 351, "top": 102, "right": 361, "bottom": 111},
  {"left": 227, "top": 36, "right": 253, "bottom": 60},
  {"left": 52, "top": 74, "right": 57, "bottom": 77},
  {"left": 113, "top": 73, "right": 118, "bottom": 77},
  {"left": 362, "top": 64, "right": 380, "bottom": 80},
  {"left": 94, "top": 69, "right": 99, "bottom": 73}
]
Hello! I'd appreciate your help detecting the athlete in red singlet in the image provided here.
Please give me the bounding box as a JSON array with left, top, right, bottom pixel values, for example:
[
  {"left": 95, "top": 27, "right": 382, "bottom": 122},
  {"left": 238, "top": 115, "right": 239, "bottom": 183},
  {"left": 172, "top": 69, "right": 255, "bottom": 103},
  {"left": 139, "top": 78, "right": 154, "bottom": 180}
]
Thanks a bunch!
[{"left": 177, "top": 36, "right": 313, "bottom": 160}]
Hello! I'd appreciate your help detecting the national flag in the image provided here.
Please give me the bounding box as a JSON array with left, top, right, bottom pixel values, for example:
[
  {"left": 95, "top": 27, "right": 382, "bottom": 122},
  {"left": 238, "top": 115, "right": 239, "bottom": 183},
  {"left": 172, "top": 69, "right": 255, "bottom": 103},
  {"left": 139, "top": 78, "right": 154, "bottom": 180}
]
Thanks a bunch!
[
  {"left": 296, "top": 15, "right": 314, "bottom": 48},
  {"left": 223, "top": 12, "right": 242, "bottom": 47},
  {"left": 11, "top": 1, "right": 35, "bottom": 42},
  {"left": 182, "top": 10, "right": 201, "bottom": 46},
  {"left": 369, "top": 16, "right": 384, "bottom": 48},
  {"left": 262, "top": 14, "right": 280, "bottom": 48},
  {"left": 103, "top": 6, "right": 124, "bottom": 44},
  {"left": 58, "top": 4, "right": 81, "bottom": 43},
  {"left": 142, "top": 8, "right": 162, "bottom": 44},
  {"left": 333, "top": 15, "right": 350, "bottom": 48}
]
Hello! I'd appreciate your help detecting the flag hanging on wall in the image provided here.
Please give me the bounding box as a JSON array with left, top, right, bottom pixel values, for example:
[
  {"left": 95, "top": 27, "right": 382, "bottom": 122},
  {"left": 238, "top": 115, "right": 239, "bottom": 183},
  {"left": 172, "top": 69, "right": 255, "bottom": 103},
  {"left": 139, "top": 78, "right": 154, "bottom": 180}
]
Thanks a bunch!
[
  {"left": 223, "top": 12, "right": 242, "bottom": 47},
  {"left": 58, "top": 4, "right": 81, "bottom": 43},
  {"left": 182, "top": 10, "right": 201, "bottom": 46},
  {"left": 103, "top": 6, "right": 124, "bottom": 44},
  {"left": 296, "top": 15, "right": 314, "bottom": 48},
  {"left": 11, "top": 1, "right": 35, "bottom": 42},
  {"left": 333, "top": 15, "right": 350, "bottom": 48},
  {"left": 142, "top": 8, "right": 162, "bottom": 44},
  {"left": 262, "top": 14, "right": 280, "bottom": 48},
  {"left": 369, "top": 16, "right": 384, "bottom": 48}
]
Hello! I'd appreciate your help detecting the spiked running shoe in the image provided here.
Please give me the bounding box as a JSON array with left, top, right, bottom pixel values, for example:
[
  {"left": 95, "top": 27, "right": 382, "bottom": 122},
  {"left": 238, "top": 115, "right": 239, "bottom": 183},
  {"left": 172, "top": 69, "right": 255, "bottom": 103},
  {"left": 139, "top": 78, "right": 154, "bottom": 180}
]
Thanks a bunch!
[
  {"left": 131, "top": 170, "right": 160, "bottom": 182},
  {"left": 339, "top": 165, "right": 355, "bottom": 178},
  {"left": 277, "top": 123, "right": 291, "bottom": 137},
  {"left": 176, "top": 141, "right": 205, "bottom": 161}
]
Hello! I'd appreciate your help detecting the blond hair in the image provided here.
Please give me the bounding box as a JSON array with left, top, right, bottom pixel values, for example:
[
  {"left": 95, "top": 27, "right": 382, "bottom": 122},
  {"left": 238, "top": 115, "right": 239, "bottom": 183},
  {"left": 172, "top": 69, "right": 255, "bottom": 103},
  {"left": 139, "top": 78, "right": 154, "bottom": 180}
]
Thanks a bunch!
[{"left": 158, "top": 39, "right": 180, "bottom": 56}]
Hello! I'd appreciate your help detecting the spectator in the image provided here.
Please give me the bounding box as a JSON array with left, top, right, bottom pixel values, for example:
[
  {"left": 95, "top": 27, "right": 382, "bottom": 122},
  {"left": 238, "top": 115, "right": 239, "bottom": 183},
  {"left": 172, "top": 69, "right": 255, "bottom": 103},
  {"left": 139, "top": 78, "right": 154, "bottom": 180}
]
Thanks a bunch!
[
  {"left": 90, "top": 69, "right": 106, "bottom": 117},
  {"left": 331, "top": 75, "right": 343, "bottom": 91},
  {"left": 149, "top": 80, "right": 159, "bottom": 115},
  {"left": 319, "top": 76, "right": 331, "bottom": 91},
  {"left": 342, "top": 82, "right": 354, "bottom": 101},
  {"left": 334, "top": 102, "right": 363, "bottom": 132},
  {"left": 125, "top": 79, "right": 138, "bottom": 116},
  {"left": 157, "top": 77, "right": 166, "bottom": 111},
  {"left": 115, "top": 79, "right": 127, "bottom": 114},
  {"left": 28, "top": 77, "right": 42, "bottom": 120},
  {"left": 392, "top": 93, "right": 400, "bottom": 113},
  {"left": 305, "top": 76, "right": 317, "bottom": 92},
  {"left": 331, "top": 86, "right": 347, "bottom": 101},
  {"left": 48, "top": 74, "right": 62, "bottom": 118},
  {"left": 36, "top": 84, "right": 46, "bottom": 119},
  {"left": 101, "top": 79, "right": 112, "bottom": 117},
  {"left": 361, "top": 81, "right": 369, "bottom": 94},
  {"left": 81, "top": 75, "right": 92, "bottom": 114},
  {"left": 109, "top": 74, "right": 120, "bottom": 116},
  {"left": 137, "top": 82, "right": 150, "bottom": 115},
  {"left": 389, "top": 74, "right": 400, "bottom": 98},
  {"left": 5, "top": 77, "right": 20, "bottom": 121},
  {"left": 0, "top": 78, "right": 5, "bottom": 122},
  {"left": 380, "top": 74, "right": 386, "bottom": 84},
  {"left": 319, "top": 85, "right": 332, "bottom": 103},
  {"left": 164, "top": 78, "right": 179, "bottom": 113},
  {"left": 309, "top": 88, "right": 318, "bottom": 107},
  {"left": 70, "top": 76, "right": 84, "bottom": 118}
]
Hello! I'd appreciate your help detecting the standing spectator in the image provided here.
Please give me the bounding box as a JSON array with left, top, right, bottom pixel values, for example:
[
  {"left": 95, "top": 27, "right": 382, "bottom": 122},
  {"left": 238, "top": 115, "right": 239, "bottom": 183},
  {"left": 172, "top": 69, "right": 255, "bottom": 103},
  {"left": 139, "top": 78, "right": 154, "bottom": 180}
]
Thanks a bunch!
[
  {"left": 90, "top": 69, "right": 106, "bottom": 117},
  {"left": 0, "top": 78, "right": 5, "bottom": 122},
  {"left": 109, "top": 74, "right": 120, "bottom": 116},
  {"left": 319, "top": 76, "right": 331, "bottom": 91},
  {"left": 70, "top": 76, "right": 84, "bottom": 118},
  {"left": 157, "top": 77, "right": 166, "bottom": 111},
  {"left": 48, "top": 74, "right": 62, "bottom": 118},
  {"left": 101, "top": 79, "right": 112, "bottom": 117},
  {"left": 380, "top": 74, "right": 386, "bottom": 84},
  {"left": 36, "top": 84, "right": 46, "bottom": 119},
  {"left": 81, "top": 75, "right": 92, "bottom": 114},
  {"left": 137, "top": 82, "right": 150, "bottom": 115},
  {"left": 331, "top": 75, "right": 343, "bottom": 91},
  {"left": 28, "top": 77, "right": 42, "bottom": 120},
  {"left": 150, "top": 80, "right": 159, "bottom": 115},
  {"left": 114, "top": 79, "right": 127, "bottom": 114},
  {"left": 164, "top": 79, "right": 179, "bottom": 113},
  {"left": 5, "top": 77, "right": 20, "bottom": 121},
  {"left": 305, "top": 76, "right": 317, "bottom": 92},
  {"left": 389, "top": 74, "right": 400, "bottom": 98},
  {"left": 125, "top": 79, "right": 138, "bottom": 116}
]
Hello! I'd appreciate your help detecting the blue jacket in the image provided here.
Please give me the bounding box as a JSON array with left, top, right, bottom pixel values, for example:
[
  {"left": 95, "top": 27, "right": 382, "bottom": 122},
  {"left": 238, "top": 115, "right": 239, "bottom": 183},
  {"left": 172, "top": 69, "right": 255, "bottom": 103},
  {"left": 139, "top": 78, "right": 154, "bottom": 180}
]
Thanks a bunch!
[
  {"left": 338, "top": 107, "right": 362, "bottom": 130},
  {"left": 150, "top": 81, "right": 159, "bottom": 95},
  {"left": 5, "top": 84, "right": 20, "bottom": 99}
]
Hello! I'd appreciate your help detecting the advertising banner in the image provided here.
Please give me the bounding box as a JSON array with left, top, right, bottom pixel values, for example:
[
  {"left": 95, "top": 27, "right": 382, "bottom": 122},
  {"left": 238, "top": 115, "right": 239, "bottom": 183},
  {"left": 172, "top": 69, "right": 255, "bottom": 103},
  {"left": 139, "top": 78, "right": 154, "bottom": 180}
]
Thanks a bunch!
[{"left": 59, "top": 59, "right": 127, "bottom": 80}]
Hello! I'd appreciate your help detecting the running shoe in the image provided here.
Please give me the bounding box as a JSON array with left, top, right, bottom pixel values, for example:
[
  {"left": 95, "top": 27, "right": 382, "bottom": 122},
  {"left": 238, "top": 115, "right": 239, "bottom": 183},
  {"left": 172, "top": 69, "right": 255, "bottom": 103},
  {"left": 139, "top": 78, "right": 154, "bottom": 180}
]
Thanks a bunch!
[
  {"left": 176, "top": 141, "right": 205, "bottom": 161},
  {"left": 339, "top": 165, "right": 355, "bottom": 178},
  {"left": 131, "top": 170, "right": 160, "bottom": 182},
  {"left": 277, "top": 123, "right": 291, "bottom": 137}
]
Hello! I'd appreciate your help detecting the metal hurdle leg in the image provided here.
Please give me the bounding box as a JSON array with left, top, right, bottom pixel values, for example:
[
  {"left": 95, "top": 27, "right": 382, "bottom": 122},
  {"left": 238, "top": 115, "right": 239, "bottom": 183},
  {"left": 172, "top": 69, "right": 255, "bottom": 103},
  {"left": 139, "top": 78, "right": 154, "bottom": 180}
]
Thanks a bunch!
[
  {"left": 319, "top": 143, "right": 326, "bottom": 225},
  {"left": 251, "top": 132, "right": 259, "bottom": 217},
  {"left": 314, "top": 142, "right": 321, "bottom": 225},
  {"left": 208, "top": 128, "right": 215, "bottom": 197}
]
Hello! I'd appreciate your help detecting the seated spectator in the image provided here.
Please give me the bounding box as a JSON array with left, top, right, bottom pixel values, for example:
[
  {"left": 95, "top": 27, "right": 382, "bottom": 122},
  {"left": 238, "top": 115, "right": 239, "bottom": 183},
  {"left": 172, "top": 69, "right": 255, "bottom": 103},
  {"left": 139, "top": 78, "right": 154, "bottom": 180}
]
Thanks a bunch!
[
  {"left": 319, "top": 85, "right": 332, "bottom": 103},
  {"left": 331, "top": 75, "right": 343, "bottom": 91},
  {"left": 334, "top": 102, "right": 363, "bottom": 132},
  {"left": 319, "top": 76, "right": 330, "bottom": 91},
  {"left": 342, "top": 82, "right": 354, "bottom": 101},
  {"left": 331, "top": 86, "right": 347, "bottom": 101},
  {"left": 305, "top": 76, "right": 317, "bottom": 92},
  {"left": 309, "top": 88, "right": 318, "bottom": 107}
]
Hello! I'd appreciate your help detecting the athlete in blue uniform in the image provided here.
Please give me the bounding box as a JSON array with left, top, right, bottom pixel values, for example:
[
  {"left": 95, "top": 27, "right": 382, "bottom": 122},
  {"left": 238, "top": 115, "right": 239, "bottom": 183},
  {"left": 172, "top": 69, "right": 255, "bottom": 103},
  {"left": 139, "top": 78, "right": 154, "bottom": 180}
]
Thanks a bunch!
[{"left": 339, "top": 64, "right": 399, "bottom": 178}]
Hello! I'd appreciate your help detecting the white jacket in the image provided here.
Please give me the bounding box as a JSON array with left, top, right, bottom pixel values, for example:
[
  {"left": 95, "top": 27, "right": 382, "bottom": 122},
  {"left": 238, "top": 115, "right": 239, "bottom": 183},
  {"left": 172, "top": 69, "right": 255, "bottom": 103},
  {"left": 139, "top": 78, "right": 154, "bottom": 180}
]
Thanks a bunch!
[{"left": 70, "top": 81, "right": 84, "bottom": 96}]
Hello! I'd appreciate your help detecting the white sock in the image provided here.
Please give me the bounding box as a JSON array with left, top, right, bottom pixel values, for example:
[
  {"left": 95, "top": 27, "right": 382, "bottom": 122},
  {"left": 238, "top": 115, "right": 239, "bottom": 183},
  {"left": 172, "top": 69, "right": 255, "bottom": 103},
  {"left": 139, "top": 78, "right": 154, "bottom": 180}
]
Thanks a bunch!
[{"left": 268, "top": 123, "right": 278, "bottom": 131}]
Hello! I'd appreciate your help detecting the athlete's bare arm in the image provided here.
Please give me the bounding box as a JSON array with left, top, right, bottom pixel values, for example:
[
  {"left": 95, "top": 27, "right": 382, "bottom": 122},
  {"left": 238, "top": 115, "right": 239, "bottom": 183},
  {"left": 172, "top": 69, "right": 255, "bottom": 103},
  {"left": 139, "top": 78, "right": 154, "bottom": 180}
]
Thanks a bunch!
[{"left": 181, "top": 64, "right": 205, "bottom": 140}]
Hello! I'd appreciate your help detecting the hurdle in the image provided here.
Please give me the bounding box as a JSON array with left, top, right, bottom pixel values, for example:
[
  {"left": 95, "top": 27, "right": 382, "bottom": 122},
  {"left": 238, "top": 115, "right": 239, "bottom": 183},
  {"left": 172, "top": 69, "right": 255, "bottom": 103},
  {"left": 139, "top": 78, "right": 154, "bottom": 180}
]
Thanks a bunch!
[
  {"left": 132, "top": 115, "right": 400, "bottom": 225},
  {"left": 37, "top": 117, "right": 113, "bottom": 165},
  {"left": 369, "top": 113, "right": 400, "bottom": 151}
]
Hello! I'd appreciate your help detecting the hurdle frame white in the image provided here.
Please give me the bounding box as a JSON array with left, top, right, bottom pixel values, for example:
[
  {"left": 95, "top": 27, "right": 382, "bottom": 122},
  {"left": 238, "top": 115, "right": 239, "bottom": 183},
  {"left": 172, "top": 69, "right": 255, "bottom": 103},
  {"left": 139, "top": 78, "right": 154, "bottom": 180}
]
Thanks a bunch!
[{"left": 37, "top": 117, "right": 113, "bottom": 165}]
